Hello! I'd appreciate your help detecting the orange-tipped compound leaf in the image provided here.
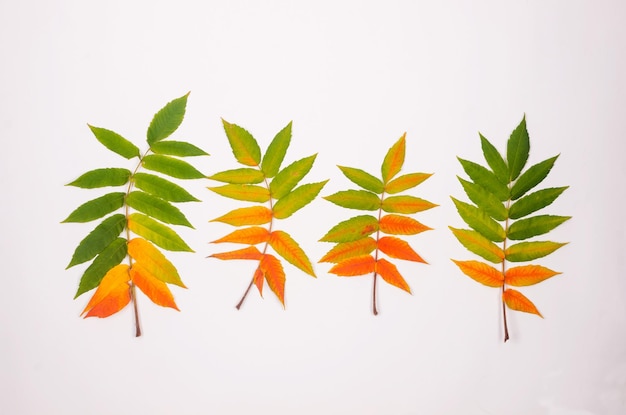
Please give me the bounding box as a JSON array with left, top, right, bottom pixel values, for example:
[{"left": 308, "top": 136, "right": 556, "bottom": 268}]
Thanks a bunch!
[{"left": 81, "top": 264, "right": 131, "bottom": 318}]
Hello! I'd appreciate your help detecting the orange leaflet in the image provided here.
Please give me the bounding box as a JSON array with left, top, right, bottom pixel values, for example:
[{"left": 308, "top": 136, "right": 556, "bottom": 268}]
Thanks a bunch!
[
  {"left": 319, "top": 237, "right": 377, "bottom": 263},
  {"left": 452, "top": 260, "right": 504, "bottom": 287},
  {"left": 210, "top": 206, "right": 272, "bottom": 226},
  {"left": 81, "top": 264, "right": 131, "bottom": 318},
  {"left": 379, "top": 214, "right": 431, "bottom": 235},
  {"left": 211, "top": 226, "right": 270, "bottom": 245},
  {"left": 502, "top": 289, "right": 543, "bottom": 317},
  {"left": 378, "top": 236, "right": 426, "bottom": 263},
  {"left": 210, "top": 246, "right": 263, "bottom": 261},
  {"left": 505, "top": 265, "right": 560, "bottom": 286},
  {"left": 253, "top": 267, "right": 264, "bottom": 296},
  {"left": 128, "top": 238, "right": 186, "bottom": 288},
  {"left": 329, "top": 255, "right": 376, "bottom": 276},
  {"left": 376, "top": 258, "right": 411, "bottom": 293},
  {"left": 260, "top": 254, "right": 285, "bottom": 306},
  {"left": 269, "top": 230, "right": 315, "bottom": 276},
  {"left": 130, "top": 263, "right": 179, "bottom": 310}
]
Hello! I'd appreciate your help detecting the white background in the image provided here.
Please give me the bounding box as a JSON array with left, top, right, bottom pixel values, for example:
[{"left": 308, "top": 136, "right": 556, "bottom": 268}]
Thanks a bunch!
[{"left": 1, "top": 1, "right": 625, "bottom": 414}]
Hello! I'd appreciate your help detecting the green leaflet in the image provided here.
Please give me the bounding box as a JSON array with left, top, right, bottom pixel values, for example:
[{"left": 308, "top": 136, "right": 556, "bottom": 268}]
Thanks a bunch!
[
  {"left": 66, "top": 214, "right": 126, "bottom": 268},
  {"left": 126, "top": 191, "right": 193, "bottom": 228},
  {"left": 505, "top": 241, "right": 567, "bottom": 262},
  {"left": 208, "top": 168, "right": 265, "bottom": 184},
  {"left": 480, "top": 134, "right": 509, "bottom": 184},
  {"left": 449, "top": 227, "right": 504, "bottom": 264},
  {"left": 273, "top": 181, "right": 328, "bottom": 219},
  {"left": 269, "top": 154, "right": 317, "bottom": 199},
  {"left": 458, "top": 177, "right": 507, "bottom": 221},
  {"left": 87, "top": 125, "right": 140, "bottom": 159},
  {"left": 67, "top": 168, "right": 131, "bottom": 189},
  {"left": 221, "top": 119, "right": 261, "bottom": 166},
  {"left": 451, "top": 198, "right": 506, "bottom": 243},
  {"left": 508, "top": 187, "right": 568, "bottom": 219},
  {"left": 208, "top": 184, "right": 271, "bottom": 203},
  {"left": 133, "top": 173, "right": 200, "bottom": 202},
  {"left": 62, "top": 192, "right": 125, "bottom": 223},
  {"left": 324, "top": 190, "right": 380, "bottom": 211},
  {"left": 75, "top": 238, "right": 127, "bottom": 298},
  {"left": 507, "top": 215, "right": 571, "bottom": 240},
  {"left": 261, "top": 121, "right": 291, "bottom": 178},
  {"left": 147, "top": 92, "right": 189, "bottom": 144},
  {"left": 385, "top": 173, "right": 431, "bottom": 194},
  {"left": 381, "top": 134, "right": 405, "bottom": 183},
  {"left": 337, "top": 166, "right": 384, "bottom": 194},
  {"left": 269, "top": 230, "right": 315, "bottom": 276},
  {"left": 320, "top": 215, "right": 379, "bottom": 243},
  {"left": 128, "top": 213, "right": 193, "bottom": 252},
  {"left": 457, "top": 158, "right": 509, "bottom": 201},
  {"left": 142, "top": 154, "right": 205, "bottom": 179},
  {"left": 506, "top": 116, "right": 530, "bottom": 181},
  {"left": 150, "top": 140, "right": 209, "bottom": 157},
  {"left": 510, "top": 155, "right": 559, "bottom": 200}
]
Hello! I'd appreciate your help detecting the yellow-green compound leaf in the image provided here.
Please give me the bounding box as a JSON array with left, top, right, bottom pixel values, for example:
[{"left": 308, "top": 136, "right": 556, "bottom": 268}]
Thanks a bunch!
[
  {"left": 126, "top": 191, "right": 193, "bottom": 228},
  {"left": 320, "top": 215, "right": 379, "bottom": 243},
  {"left": 507, "top": 214, "right": 571, "bottom": 240},
  {"left": 212, "top": 227, "right": 270, "bottom": 245},
  {"left": 319, "top": 237, "right": 377, "bottom": 263},
  {"left": 506, "top": 116, "right": 530, "bottom": 181},
  {"left": 62, "top": 193, "right": 125, "bottom": 223},
  {"left": 337, "top": 166, "right": 384, "bottom": 193},
  {"left": 457, "top": 157, "right": 509, "bottom": 201},
  {"left": 128, "top": 238, "right": 186, "bottom": 288},
  {"left": 379, "top": 214, "right": 431, "bottom": 235},
  {"left": 222, "top": 119, "right": 261, "bottom": 166},
  {"left": 127, "top": 213, "right": 193, "bottom": 252},
  {"left": 381, "top": 133, "right": 406, "bottom": 183},
  {"left": 210, "top": 206, "right": 272, "bottom": 226},
  {"left": 142, "top": 154, "right": 205, "bottom": 179},
  {"left": 75, "top": 238, "right": 127, "bottom": 298},
  {"left": 324, "top": 190, "right": 380, "bottom": 211},
  {"left": 480, "top": 133, "right": 509, "bottom": 184},
  {"left": 452, "top": 259, "right": 504, "bottom": 287},
  {"left": 505, "top": 241, "right": 568, "bottom": 262},
  {"left": 261, "top": 121, "right": 291, "bottom": 178},
  {"left": 273, "top": 180, "right": 328, "bottom": 219},
  {"left": 133, "top": 173, "right": 200, "bottom": 203},
  {"left": 147, "top": 92, "right": 189, "bottom": 144},
  {"left": 67, "top": 214, "right": 126, "bottom": 269},
  {"left": 451, "top": 197, "right": 506, "bottom": 242},
  {"left": 269, "top": 154, "right": 317, "bottom": 199},
  {"left": 385, "top": 173, "right": 432, "bottom": 194},
  {"left": 449, "top": 227, "right": 504, "bottom": 264},
  {"left": 510, "top": 155, "right": 559, "bottom": 200},
  {"left": 208, "top": 168, "right": 265, "bottom": 184},
  {"left": 150, "top": 140, "right": 209, "bottom": 157},
  {"left": 457, "top": 177, "right": 507, "bottom": 221},
  {"left": 208, "top": 184, "right": 270, "bottom": 203},
  {"left": 269, "top": 230, "right": 315, "bottom": 276},
  {"left": 87, "top": 125, "right": 140, "bottom": 159},
  {"left": 382, "top": 195, "right": 437, "bottom": 214},
  {"left": 67, "top": 168, "right": 131, "bottom": 189},
  {"left": 509, "top": 187, "right": 568, "bottom": 219}
]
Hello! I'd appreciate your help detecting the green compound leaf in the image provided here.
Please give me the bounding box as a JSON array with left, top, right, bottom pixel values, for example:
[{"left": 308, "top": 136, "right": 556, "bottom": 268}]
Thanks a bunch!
[
  {"left": 261, "top": 121, "right": 291, "bottom": 178},
  {"left": 505, "top": 241, "right": 568, "bottom": 262},
  {"left": 133, "top": 172, "right": 200, "bottom": 203},
  {"left": 127, "top": 213, "right": 193, "bottom": 252},
  {"left": 385, "top": 173, "right": 432, "bottom": 194},
  {"left": 381, "top": 133, "right": 406, "bottom": 183},
  {"left": 458, "top": 177, "right": 507, "bottom": 221},
  {"left": 320, "top": 215, "right": 379, "bottom": 243},
  {"left": 208, "top": 184, "right": 270, "bottom": 203},
  {"left": 150, "top": 140, "right": 209, "bottom": 157},
  {"left": 221, "top": 119, "right": 261, "bottom": 166},
  {"left": 506, "top": 115, "right": 530, "bottom": 181},
  {"left": 457, "top": 157, "right": 509, "bottom": 201},
  {"left": 273, "top": 180, "right": 328, "bottom": 219},
  {"left": 67, "top": 168, "right": 131, "bottom": 189},
  {"left": 449, "top": 227, "right": 504, "bottom": 264},
  {"left": 126, "top": 191, "right": 193, "bottom": 228},
  {"left": 208, "top": 168, "right": 265, "bottom": 184},
  {"left": 382, "top": 195, "right": 437, "bottom": 214},
  {"left": 480, "top": 133, "right": 509, "bottom": 184},
  {"left": 62, "top": 192, "right": 125, "bottom": 223},
  {"left": 75, "top": 238, "right": 127, "bottom": 298},
  {"left": 142, "top": 154, "right": 205, "bottom": 179},
  {"left": 508, "top": 187, "right": 568, "bottom": 219},
  {"left": 324, "top": 190, "right": 380, "bottom": 211},
  {"left": 507, "top": 215, "right": 571, "bottom": 240},
  {"left": 337, "top": 166, "right": 384, "bottom": 194},
  {"left": 87, "top": 125, "right": 140, "bottom": 159},
  {"left": 67, "top": 214, "right": 126, "bottom": 269},
  {"left": 147, "top": 92, "right": 189, "bottom": 144},
  {"left": 269, "top": 154, "right": 317, "bottom": 199},
  {"left": 510, "top": 155, "right": 559, "bottom": 200}
]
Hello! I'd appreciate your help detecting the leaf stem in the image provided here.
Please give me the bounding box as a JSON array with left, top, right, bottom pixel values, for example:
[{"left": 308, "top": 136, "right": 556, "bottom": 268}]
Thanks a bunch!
[
  {"left": 502, "top": 199, "right": 511, "bottom": 342},
  {"left": 372, "top": 190, "right": 386, "bottom": 315},
  {"left": 235, "top": 278, "right": 255, "bottom": 310}
]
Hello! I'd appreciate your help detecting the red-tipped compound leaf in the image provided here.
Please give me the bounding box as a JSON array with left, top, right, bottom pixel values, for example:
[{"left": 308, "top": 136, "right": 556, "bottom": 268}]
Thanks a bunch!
[
  {"left": 210, "top": 246, "right": 263, "bottom": 261},
  {"left": 376, "top": 258, "right": 411, "bottom": 293},
  {"left": 503, "top": 288, "right": 542, "bottom": 317},
  {"left": 505, "top": 265, "right": 560, "bottom": 286},
  {"left": 253, "top": 267, "right": 264, "bottom": 296},
  {"left": 381, "top": 134, "right": 406, "bottom": 183},
  {"left": 319, "top": 215, "right": 379, "bottom": 243},
  {"left": 221, "top": 119, "right": 261, "bottom": 166},
  {"left": 127, "top": 238, "right": 186, "bottom": 288},
  {"left": 378, "top": 236, "right": 426, "bottom": 263},
  {"left": 379, "top": 214, "right": 431, "bottom": 235},
  {"left": 260, "top": 254, "right": 286, "bottom": 306},
  {"left": 208, "top": 184, "right": 270, "bottom": 203},
  {"left": 452, "top": 260, "right": 504, "bottom": 287},
  {"left": 211, "top": 206, "right": 272, "bottom": 226},
  {"left": 385, "top": 173, "right": 432, "bottom": 194},
  {"left": 382, "top": 195, "right": 437, "bottom": 214},
  {"left": 329, "top": 255, "right": 376, "bottom": 276},
  {"left": 212, "top": 227, "right": 270, "bottom": 245},
  {"left": 81, "top": 264, "right": 131, "bottom": 318},
  {"left": 273, "top": 180, "right": 328, "bottom": 219},
  {"left": 269, "top": 231, "right": 315, "bottom": 276},
  {"left": 130, "top": 263, "right": 179, "bottom": 310},
  {"left": 319, "top": 237, "right": 377, "bottom": 263},
  {"left": 449, "top": 227, "right": 504, "bottom": 264},
  {"left": 337, "top": 166, "right": 384, "bottom": 194}
]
